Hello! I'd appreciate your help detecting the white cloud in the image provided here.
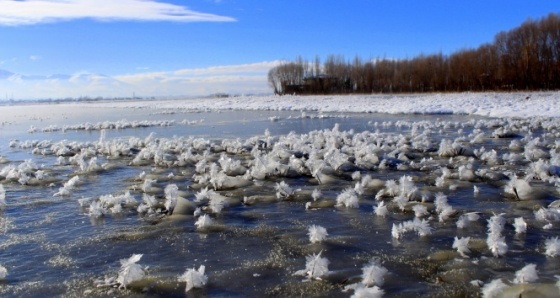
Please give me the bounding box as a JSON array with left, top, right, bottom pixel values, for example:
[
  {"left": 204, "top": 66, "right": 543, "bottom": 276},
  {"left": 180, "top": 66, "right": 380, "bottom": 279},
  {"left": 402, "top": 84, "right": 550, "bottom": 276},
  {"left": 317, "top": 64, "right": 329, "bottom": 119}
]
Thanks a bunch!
[
  {"left": 0, "top": 0, "right": 235, "bottom": 26},
  {"left": 116, "top": 61, "right": 281, "bottom": 82},
  {"left": 173, "top": 61, "right": 282, "bottom": 76},
  {"left": 0, "top": 61, "right": 279, "bottom": 99},
  {"left": 115, "top": 71, "right": 169, "bottom": 84},
  {"left": 29, "top": 55, "right": 41, "bottom": 61},
  {"left": 114, "top": 61, "right": 281, "bottom": 96}
]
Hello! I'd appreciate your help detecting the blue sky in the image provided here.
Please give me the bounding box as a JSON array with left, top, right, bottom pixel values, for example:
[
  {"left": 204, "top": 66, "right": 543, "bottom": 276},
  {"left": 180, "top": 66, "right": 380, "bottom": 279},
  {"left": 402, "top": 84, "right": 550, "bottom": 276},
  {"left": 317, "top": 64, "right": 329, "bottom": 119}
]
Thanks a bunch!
[{"left": 0, "top": 0, "right": 558, "bottom": 99}]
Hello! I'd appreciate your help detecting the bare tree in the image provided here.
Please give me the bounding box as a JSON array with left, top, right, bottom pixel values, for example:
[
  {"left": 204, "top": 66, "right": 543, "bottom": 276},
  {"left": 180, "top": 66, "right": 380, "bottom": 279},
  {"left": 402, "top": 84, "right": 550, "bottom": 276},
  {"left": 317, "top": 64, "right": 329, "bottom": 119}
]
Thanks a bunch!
[{"left": 268, "top": 13, "right": 560, "bottom": 95}]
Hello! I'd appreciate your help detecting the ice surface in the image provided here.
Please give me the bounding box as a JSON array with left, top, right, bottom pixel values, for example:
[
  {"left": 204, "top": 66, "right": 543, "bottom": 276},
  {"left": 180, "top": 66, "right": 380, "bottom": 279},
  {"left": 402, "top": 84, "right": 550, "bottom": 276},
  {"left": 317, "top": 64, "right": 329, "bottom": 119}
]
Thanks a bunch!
[{"left": 83, "top": 92, "right": 560, "bottom": 118}]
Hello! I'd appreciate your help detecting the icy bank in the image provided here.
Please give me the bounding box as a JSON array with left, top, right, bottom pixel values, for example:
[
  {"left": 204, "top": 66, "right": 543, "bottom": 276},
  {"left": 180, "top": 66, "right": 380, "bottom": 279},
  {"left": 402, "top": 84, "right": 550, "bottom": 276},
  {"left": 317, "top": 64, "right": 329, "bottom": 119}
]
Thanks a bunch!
[{"left": 85, "top": 92, "right": 560, "bottom": 118}]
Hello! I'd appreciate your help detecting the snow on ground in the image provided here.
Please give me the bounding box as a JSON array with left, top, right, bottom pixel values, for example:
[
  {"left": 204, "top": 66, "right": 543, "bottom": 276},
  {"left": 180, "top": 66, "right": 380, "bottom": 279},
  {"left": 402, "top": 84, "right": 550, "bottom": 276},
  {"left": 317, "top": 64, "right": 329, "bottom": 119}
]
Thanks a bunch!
[{"left": 73, "top": 92, "right": 560, "bottom": 118}]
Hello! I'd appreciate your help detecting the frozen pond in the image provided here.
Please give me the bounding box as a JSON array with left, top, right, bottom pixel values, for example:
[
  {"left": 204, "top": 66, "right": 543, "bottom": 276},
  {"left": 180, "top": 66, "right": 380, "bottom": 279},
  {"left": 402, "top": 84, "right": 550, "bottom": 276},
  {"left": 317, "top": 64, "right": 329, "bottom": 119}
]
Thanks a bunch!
[{"left": 0, "top": 102, "right": 559, "bottom": 297}]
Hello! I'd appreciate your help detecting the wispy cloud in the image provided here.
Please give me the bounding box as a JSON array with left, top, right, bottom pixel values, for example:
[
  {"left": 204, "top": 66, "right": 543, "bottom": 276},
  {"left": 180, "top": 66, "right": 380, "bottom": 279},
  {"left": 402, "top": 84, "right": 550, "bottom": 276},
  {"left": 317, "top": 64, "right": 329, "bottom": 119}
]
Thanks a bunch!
[
  {"left": 114, "top": 61, "right": 281, "bottom": 96},
  {"left": 0, "top": 0, "right": 236, "bottom": 26},
  {"left": 0, "top": 61, "right": 280, "bottom": 99},
  {"left": 173, "top": 61, "right": 281, "bottom": 76},
  {"left": 116, "top": 61, "right": 281, "bottom": 82}
]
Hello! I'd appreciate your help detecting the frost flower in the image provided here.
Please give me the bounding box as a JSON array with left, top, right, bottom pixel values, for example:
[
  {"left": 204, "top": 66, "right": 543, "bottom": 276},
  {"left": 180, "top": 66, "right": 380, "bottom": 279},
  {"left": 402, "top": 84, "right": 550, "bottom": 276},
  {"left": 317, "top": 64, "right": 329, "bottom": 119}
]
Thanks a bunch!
[
  {"left": 311, "top": 188, "right": 322, "bottom": 201},
  {"left": 293, "top": 251, "right": 330, "bottom": 280},
  {"left": 347, "top": 284, "right": 384, "bottom": 298},
  {"left": 513, "top": 217, "right": 527, "bottom": 234},
  {"left": 513, "top": 264, "right": 538, "bottom": 284},
  {"left": 486, "top": 213, "right": 507, "bottom": 257},
  {"left": 336, "top": 188, "right": 359, "bottom": 208},
  {"left": 53, "top": 175, "right": 80, "bottom": 196},
  {"left": 0, "top": 264, "right": 7, "bottom": 279},
  {"left": 164, "top": 184, "right": 179, "bottom": 212},
  {"left": 360, "top": 259, "right": 388, "bottom": 287},
  {"left": 117, "top": 254, "right": 145, "bottom": 289},
  {"left": 412, "top": 204, "right": 428, "bottom": 218},
  {"left": 308, "top": 225, "right": 328, "bottom": 243},
  {"left": 373, "top": 201, "right": 388, "bottom": 217},
  {"left": 195, "top": 214, "right": 214, "bottom": 230},
  {"left": 392, "top": 218, "right": 432, "bottom": 239},
  {"left": 545, "top": 237, "right": 560, "bottom": 257},
  {"left": 481, "top": 278, "right": 507, "bottom": 298},
  {"left": 275, "top": 181, "right": 294, "bottom": 200},
  {"left": 178, "top": 265, "right": 208, "bottom": 292},
  {"left": 452, "top": 236, "right": 471, "bottom": 258},
  {"left": 456, "top": 212, "right": 480, "bottom": 228}
]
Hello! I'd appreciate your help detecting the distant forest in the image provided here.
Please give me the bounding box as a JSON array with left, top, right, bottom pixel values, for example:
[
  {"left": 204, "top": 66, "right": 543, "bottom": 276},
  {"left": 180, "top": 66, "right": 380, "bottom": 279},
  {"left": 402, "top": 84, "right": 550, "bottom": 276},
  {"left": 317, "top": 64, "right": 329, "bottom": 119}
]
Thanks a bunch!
[{"left": 268, "top": 13, "right": 560, "bottom": 95}]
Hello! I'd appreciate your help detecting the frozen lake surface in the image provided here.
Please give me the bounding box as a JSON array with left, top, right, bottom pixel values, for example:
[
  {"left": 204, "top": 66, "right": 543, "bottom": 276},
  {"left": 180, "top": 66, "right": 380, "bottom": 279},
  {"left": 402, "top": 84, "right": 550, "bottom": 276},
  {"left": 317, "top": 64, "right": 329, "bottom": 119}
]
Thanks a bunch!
[{"left": 0, "top": 93, "right": 559, "bottom": 297}]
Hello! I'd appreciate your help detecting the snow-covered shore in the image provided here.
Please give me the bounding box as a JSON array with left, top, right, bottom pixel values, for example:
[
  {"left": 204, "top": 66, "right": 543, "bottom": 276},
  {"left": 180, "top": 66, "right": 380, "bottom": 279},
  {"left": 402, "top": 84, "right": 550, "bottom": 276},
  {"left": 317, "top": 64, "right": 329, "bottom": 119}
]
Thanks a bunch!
[{"left": 75, "top": 91, "right": 560, "bottom": 118}]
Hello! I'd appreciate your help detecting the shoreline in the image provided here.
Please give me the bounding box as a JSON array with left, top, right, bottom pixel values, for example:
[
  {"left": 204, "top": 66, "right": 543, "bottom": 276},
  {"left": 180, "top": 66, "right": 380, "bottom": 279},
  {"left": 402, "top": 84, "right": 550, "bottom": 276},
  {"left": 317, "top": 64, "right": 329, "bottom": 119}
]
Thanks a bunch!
[{"left": 0, "top": 91, "right": 559, "bottom": 118}]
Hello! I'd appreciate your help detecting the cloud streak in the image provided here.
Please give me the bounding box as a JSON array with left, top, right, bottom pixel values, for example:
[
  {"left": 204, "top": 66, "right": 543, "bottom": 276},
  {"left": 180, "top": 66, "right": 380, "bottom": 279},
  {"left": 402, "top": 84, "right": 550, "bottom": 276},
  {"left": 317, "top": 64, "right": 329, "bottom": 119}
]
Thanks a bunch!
[
  {"left": 116, "top": 61, "right": 281, "bottom": 82},
  {"left": 114, "top": 61, "right": 281, "bottom": 96},
  {"left": 0, "top": 61, "right": 280, "bottom": 99},
  {"left": 0, "top": 0, "right": 236, "bottom": 26},
  {"left": 172, "top": 61, "right": 282, "bottom": 76}
]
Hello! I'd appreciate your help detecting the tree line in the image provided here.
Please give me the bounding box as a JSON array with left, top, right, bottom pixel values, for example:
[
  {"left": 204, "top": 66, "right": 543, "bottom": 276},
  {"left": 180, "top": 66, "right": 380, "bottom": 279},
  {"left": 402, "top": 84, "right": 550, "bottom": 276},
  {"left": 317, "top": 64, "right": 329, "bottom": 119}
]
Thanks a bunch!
[{"left": 268, "top": 13, "right": 560, "bottom": 95}]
